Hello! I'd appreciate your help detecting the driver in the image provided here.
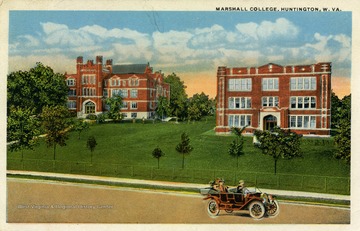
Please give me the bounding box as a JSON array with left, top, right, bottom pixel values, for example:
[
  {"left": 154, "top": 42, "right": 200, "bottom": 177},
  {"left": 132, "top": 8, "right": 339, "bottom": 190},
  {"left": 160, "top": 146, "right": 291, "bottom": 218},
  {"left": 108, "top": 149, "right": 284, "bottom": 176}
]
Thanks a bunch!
[{"left": 237, "top": 180, "right": 245, "bottom": 193}]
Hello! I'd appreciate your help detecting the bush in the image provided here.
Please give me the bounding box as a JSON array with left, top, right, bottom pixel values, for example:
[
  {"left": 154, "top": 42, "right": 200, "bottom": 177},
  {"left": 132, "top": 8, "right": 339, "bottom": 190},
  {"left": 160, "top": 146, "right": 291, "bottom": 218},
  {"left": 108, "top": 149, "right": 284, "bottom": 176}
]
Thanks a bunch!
[{"left": 86, "top": 114, "right": 97, "bottom": 120}]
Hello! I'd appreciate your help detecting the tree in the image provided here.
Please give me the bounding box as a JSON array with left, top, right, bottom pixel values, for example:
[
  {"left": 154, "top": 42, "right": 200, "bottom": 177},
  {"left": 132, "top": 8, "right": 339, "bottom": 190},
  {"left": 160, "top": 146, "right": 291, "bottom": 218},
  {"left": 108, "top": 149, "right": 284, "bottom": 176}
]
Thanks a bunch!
[
  {"left": 152, "top": 146, "right": 165, "bottom": 169},
  {"left": 331, "top": 90, "right": 341, "bottom": 128},
  {"left": 188, "top": 92, "right": 214, "bottom": 118},
  {"left": 228, "top": 127, "right": 246, "bottom": 168},
  {"left": 7, "top": 106, "right": 41, "bottom": 161},
  {"left": 175, "top": 132, "right": 194, "bottom": 169},
  {"left": 87, "top": 136, "right": 98, "bottom": 163},
  {"left": 41, "top": 105, "right": 72, "bottom": 160},
  {"left": 334, "top": 94, "right": 351, "bottom": 164},
  {"left": 72, "top": 119, "right": 90, "bottom": 140},
  {"left": 164, "top": 73, "right": 188, "bottom": 121},
  {"left": 187, "top": 103, "right": 202, "bottom": 122},
  {"left": 7, "top": 62, "right": 69, "bottom": 114},
  {"left": 104, "top": 94, "right": 123, "bottom": 121},
  {"left": 156, "top": 96, "right": 170, "bottom": 120},
  {"left": 254, "top": 127, "right": 302, "bottom": 174}
]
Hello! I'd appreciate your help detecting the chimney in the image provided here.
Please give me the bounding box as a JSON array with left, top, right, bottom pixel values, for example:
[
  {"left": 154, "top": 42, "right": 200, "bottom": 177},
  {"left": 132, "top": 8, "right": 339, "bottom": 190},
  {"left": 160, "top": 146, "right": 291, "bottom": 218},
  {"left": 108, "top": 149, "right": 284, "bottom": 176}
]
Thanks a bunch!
[
  {"left": 77, "top": 56, "right": 83, "bottom": 64},
  {"left": 96, "top": 56, "right": 103, "bottom": 64}
]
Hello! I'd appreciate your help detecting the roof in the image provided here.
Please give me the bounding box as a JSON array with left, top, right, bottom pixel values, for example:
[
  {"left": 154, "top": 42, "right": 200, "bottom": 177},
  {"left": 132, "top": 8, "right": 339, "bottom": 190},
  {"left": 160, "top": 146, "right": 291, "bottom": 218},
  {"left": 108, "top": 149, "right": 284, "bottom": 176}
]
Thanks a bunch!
[{"left": 112, "top": 64, "right": 148, "bottom": 74}]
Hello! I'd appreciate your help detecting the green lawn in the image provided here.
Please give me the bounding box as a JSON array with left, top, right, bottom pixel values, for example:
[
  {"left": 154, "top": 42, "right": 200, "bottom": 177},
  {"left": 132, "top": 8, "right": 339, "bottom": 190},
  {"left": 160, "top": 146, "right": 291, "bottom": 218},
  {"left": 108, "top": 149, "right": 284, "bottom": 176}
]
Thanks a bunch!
[{"left": 7, "top": 117, "right": 350, "bottom": 194}]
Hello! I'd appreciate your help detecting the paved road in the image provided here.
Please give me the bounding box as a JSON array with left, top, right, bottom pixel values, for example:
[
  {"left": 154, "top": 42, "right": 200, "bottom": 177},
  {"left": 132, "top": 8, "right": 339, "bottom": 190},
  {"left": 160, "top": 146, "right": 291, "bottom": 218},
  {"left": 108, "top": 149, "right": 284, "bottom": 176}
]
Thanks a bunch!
[{"left": 7, "top": 178, "right": 350, "bottom": 224}]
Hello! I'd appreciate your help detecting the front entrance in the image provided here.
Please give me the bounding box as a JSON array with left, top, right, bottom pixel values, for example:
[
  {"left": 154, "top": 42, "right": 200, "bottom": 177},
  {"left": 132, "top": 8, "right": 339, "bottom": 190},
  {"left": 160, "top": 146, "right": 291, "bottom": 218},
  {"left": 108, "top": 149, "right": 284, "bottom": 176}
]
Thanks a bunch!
[
  {"left": 263, "top": 115, "right": 277, "bottom": 131},
  {"left": 84, "top": 101, "right": 96, "bottom": 114}
]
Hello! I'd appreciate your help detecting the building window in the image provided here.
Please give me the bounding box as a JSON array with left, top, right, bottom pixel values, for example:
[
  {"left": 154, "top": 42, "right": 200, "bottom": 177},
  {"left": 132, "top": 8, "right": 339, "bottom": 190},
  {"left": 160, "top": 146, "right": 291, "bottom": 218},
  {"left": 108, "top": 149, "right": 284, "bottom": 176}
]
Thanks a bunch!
[
  {"left": 122, "top": 101, "right": 128, "bottom": 109},
  {"left": 290, "top": 77, "right": 316, "bottom": 90},
  {"left": 129, "top": 78, "right": 139, "bottom": 86},
  {"left": 131, "top": 113, "right": 137, "bottom": 118},
  {"left": 289, "top": 115, "right": 316, "bottom": 128},
  {"left": 130, "top": 89, "right": 138, "bottom": 98},
  {"left": 82, "top": 87, "right": 96, "bottom": 96},
  {"left": 67, "top": 101, "right": 76, "bottom": 109},
  {"left": 131, "top": 102, "right": 138, "bottom": 109},
  {"left": 82, "top": 75, "right": 96, "bottom": 85},
  {"left": 262, "top": 78, "right": 279, "bottom": 91},
  {"left": 84, "top": 101, "right": 95, "bottom": 114},
  {"left": 228, "top": 78, "right": 252, "bottom": 91},
  {"left": 228, "top": 114, "right": 252, "bottom": 128},
  {"left": 68, "top": 89, "right": 76, "bottom": 96},
  {"left": 290, "top": 96, "right": 316, "bottom": 109},
  {"left": 66, "top": 79, "right": 75, "bottom": 86},
  {"left": 262, "top": 96, "right": 279, "bottom": 107},
  {"left": 121, "top": 89, "right": 128, "bottom": 98},
  {"left": 103, "top": 89, "right": 108, "bottom": 97},
  {"left": 228, "top": 97, "right": 251, "bottom": 109}
]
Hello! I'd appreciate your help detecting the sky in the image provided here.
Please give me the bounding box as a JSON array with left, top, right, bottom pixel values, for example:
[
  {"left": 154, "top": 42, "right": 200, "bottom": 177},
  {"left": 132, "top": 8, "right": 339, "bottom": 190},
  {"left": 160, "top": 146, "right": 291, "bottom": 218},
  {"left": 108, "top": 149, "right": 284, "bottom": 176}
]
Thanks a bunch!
[{"left": 8, "top": 11, "right": 352, "bottom": 98}]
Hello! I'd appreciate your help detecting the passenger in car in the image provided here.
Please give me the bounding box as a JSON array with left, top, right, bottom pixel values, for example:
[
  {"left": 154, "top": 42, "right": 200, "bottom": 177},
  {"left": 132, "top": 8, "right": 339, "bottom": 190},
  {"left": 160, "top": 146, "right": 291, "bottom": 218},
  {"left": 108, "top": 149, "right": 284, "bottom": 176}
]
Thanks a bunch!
[{"left": 237, "top": 180, "right": 245, "bottom": 193}]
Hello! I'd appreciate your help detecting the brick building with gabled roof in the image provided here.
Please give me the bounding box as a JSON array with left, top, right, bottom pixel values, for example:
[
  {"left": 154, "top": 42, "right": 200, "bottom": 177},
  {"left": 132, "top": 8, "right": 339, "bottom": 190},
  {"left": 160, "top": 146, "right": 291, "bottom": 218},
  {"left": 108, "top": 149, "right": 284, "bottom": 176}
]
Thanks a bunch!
[
  {"left": 65, "top": 56, "right": 170, "bottom": 119},
  {"left": 216, "top": 62, "right": 332, "bottom": 136}
]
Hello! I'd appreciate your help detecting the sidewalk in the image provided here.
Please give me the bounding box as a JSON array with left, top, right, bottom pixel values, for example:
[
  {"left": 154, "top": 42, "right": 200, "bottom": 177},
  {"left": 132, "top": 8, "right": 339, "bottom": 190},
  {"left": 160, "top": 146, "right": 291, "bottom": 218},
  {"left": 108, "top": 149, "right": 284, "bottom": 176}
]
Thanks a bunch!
[{"left": 7, "top": 170, "right": 350, "bottom": 203}]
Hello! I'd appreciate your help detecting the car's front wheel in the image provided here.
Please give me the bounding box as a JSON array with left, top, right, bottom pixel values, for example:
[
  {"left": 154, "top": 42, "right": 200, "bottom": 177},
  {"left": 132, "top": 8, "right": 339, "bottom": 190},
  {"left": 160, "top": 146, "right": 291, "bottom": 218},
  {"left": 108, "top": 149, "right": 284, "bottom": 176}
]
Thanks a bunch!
[
  {"left": 248, "top": 200, "right": 265, "bottom": 219},
  {"left": 266, "top": 199, "right": 280, "bottom": 217},
  {"left": 207, "top": 199, "right": 220, "bottom": 217}
]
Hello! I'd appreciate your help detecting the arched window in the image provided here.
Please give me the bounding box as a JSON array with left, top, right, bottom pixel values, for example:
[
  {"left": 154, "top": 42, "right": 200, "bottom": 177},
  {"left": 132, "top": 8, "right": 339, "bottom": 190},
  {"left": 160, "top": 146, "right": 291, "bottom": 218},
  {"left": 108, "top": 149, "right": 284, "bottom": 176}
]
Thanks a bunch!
[{"left": 84, "top": 101, "right": 95, "bottom": 114}]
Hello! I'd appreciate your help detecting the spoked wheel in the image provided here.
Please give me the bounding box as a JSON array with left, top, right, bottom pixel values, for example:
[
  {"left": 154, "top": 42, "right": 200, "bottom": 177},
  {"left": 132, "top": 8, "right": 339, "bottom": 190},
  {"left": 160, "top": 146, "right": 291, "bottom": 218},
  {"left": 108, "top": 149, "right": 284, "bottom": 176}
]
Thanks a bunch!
[
  {"left": 207, "top": 199, "right": 220, "bottom": 217},
  {"left": 266, "top": 199, "right": 280, "bottom": 217},
  {"left": 248, "top": 201, "right": 265, "bottom": 219}
]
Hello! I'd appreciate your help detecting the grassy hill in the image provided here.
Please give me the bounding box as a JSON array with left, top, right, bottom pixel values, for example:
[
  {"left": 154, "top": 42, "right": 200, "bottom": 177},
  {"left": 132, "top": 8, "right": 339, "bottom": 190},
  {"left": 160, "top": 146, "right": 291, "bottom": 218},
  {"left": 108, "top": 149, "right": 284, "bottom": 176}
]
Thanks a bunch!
[{"left": 7, "top": 117, "right": 350, "bottom": 194}]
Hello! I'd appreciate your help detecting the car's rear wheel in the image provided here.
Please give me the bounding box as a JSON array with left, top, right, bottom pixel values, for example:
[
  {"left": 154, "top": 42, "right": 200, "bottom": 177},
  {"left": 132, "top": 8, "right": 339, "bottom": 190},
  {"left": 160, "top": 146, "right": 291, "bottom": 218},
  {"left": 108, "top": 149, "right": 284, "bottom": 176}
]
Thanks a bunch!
[
  {"left": 248, "top": 200, "right": 265, "bottom": 219},
  {"left": 207, "top": 199, "right": 220, "bottom": 217},
  {"left": 266, "top": 199, "right": 280, "bottom": 217}
]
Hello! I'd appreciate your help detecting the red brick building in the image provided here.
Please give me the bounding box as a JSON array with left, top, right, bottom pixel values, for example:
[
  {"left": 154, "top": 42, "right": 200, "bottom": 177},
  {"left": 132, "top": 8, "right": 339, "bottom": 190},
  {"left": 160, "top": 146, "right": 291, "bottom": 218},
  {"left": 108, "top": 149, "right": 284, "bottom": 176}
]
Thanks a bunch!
[
  {"left": 215, "top": 62, "right": 331, "bottom": 136},
  {"left": 65, "top": 56, "right": 170, "bottom": 119}
]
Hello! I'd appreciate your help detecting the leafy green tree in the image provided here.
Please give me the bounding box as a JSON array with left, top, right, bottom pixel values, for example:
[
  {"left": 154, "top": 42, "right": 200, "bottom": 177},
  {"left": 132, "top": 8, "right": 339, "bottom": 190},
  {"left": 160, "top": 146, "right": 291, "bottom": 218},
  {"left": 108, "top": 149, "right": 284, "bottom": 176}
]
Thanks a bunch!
[
  {"left": 228, "top": 127, "right": 246, "bottom": 168},
  {"left": 254, "top": 127, "right": 302, "bottom": 174},
  {"left": 164, "top": 73, "right": 188, "bottom": 121},
  {"left": 7, "top": 106, "right": 41, "bottom": 161},
  {"left": 175, "top": 132, "right": 194, "bottom": 169},
  {"left": 187, "top": 103, "right": 202, "bottom": 122},
  {"left": 189, "top": 92, "right": 214, "bottom": 118},
  {"left": 334, "top": 94, "right": 351, "bottom": 163},
  {"left": 72, "top": 119, "right": 90, "bottom": 140},
  {"left": 41, "top": 105, "right": 72, "bottom": 160},
  {"left": 331, "top": 90, "right": 341, "bottom": 128},
  {"left": 156, "top": 96, "right": 170, "bottom": 120},
  {"left": 7, "top": 62, "right": 69, "bottom": 114},
  {"left": 87, "top": 136, "right": 98, "bottom": 163},
  {"left": 104, "top": 94, "right": 123, "bottom": 121},
  {"left": 152, "top": 146, "right": 165, "bottom": 169}
]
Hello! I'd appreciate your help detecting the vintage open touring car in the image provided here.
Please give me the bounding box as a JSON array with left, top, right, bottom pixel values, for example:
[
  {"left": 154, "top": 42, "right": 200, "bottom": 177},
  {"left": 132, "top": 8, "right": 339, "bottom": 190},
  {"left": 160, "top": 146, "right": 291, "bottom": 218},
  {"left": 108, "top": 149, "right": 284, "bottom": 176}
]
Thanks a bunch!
[{"left": 200, "top": 181, "right": 280, "bottom": 219}]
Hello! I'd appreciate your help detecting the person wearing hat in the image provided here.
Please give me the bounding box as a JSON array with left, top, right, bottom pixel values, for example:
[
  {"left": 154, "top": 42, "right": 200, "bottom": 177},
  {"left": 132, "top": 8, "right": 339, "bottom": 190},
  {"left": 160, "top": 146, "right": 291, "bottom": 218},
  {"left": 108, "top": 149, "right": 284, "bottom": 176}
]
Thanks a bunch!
[
  {"left": 237, "top": 180, "right": 245, "bottom": 193},
  {"left": 218, "top": 178, "right": 228, "bottom": 192}
]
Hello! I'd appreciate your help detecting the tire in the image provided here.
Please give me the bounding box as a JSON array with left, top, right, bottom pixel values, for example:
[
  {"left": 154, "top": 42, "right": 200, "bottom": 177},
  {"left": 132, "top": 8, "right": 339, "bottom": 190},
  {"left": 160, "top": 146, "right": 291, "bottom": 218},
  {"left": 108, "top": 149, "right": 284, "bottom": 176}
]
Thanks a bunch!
[
  {"left": 207, "top": 199, "right": 220, "bottom": 217},
  {"left": 266, "top": 199, "right": 280, "bottom": 217},
  {"left": 248, "top": 200, "right": 265, "bottom": 219}
]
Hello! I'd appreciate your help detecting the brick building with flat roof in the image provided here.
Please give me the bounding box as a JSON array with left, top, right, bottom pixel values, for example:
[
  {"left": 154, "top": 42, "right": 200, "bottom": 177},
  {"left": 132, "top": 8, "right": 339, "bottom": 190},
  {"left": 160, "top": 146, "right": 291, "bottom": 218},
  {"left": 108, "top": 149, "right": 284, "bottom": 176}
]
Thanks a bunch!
[
  {"left": 215, "top": 62, "right": 331, "bottom": 137},
  {"left": 65, "top": 56, "right": 170, "bottom": 119}
]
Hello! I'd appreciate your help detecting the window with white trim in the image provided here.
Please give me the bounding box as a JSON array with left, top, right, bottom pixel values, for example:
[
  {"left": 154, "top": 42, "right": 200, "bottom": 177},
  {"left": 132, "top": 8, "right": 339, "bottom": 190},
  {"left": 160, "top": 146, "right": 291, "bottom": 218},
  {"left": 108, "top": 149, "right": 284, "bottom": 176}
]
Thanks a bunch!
[
  {"left": 82, "top": 87, "right": 96, "bottom": 96},
  {"left": 66, "top": 79, "right": 75, "bottom": 86},
  {"left": 67, "top": 101, "right": 76, "bottom": 109},
  {"left": 82, "top": 75, "right": 96, "bottom": 85},
  {"left": 68, "top": 89, "right": 76, "bottom": 96},
  {"left": 262, "top": 96, "right": 279, "bottom": 107},
  {"left": 228, "top": 114, "right": 252, "bottom": 128},
  {"left": 262, "top": 78, "right": 279, "bottom": 91},
  {"left": 228, "top": 78, "right": 252, "bottom": 91},
  {"left": 122, "top": 101, "right": 128, "bottom": 109},
  {"left": 228, "top": 97, "right": 251, "bottom": 109},
  {"left": 290, "top": 77, "right": 316, "bottom": 90},
  {"left": 289, "top": 115, "right": 316, "bottom": 128},
  {"left": 131, "top": 102, "right": 138, "bottom": 109},
  {"left": 290, "top": 96, "right": 316, "bottom": 109},
  {"left": 130, "top": 89, "right": 138, "bottom": 98}
]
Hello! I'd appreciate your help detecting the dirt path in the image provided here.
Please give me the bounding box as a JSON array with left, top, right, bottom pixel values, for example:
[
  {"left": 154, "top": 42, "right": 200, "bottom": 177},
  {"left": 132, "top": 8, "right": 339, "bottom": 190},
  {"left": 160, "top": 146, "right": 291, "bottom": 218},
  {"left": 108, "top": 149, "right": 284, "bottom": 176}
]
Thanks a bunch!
[{"left": 7, "top": 178, "right": 350, "bottom": 224}]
